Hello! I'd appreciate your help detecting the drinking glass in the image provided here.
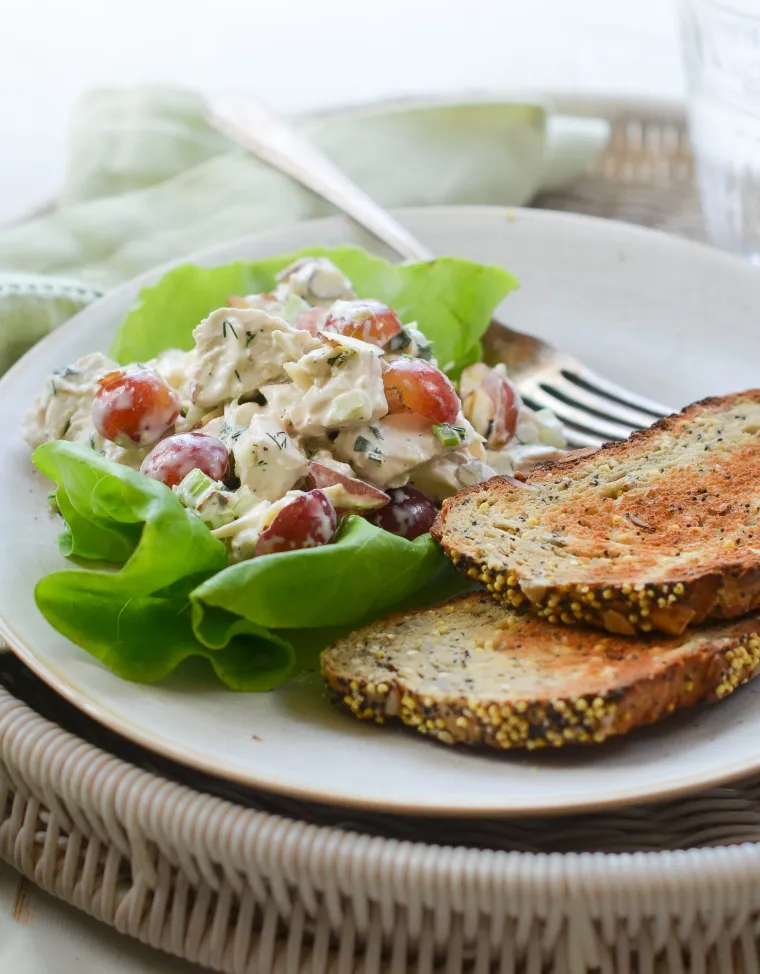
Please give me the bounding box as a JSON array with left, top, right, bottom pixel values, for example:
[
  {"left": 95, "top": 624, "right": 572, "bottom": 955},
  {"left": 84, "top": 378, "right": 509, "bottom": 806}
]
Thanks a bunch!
[{"left": 680, "top": 0, "right": 760, "bottom": 261}]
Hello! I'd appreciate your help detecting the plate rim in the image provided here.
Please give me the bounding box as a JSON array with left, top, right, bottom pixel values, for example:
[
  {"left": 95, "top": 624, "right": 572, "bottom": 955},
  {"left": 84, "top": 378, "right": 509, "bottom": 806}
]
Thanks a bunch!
[{"left": 5, "top": 203, "right": 760, "bottom": 818}]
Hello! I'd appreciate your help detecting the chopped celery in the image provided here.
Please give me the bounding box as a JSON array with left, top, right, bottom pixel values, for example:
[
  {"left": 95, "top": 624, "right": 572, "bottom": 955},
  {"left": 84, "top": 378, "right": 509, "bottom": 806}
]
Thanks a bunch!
[
  {"left": 280, "top": 292, "right": 310, "bottom": 324},
  {"left": 174, "top": 469, "right": 237, "bottom": 530},
  {"left": 232, "top": 486, "right": 257, "bottom": 516},
  {"left": 174, "top": 468, "right": 217, "bottom": 507},
  {"left": 431, "top": 423, "right": 466, "bottom": 448},
  {"left": 332, "top": 390, "right": 366, "bottom": 422}
]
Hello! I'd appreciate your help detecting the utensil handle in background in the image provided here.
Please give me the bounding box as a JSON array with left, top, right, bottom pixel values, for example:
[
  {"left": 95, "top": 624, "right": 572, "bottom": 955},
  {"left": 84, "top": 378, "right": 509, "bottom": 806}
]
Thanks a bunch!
[{"left": 206, "top": 94, "right": 435, "bottom": 263}]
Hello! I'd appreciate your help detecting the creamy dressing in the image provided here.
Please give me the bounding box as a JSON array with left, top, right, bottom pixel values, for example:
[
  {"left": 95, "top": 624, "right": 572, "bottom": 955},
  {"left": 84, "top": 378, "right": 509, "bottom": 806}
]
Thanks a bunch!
[
  {"left": 188, "top": 307, "right": 319, "bottom": 409},
  {"left": 306, "top": 450, "right": 355, "bottom": 478},
  {"left": 23, "top": 257, "right": 565, "bottom": 561},
  {"left": 150, "top": 348, "right": 197, "bottom": 401},
  {"left": 201, "top": 399, "right": 259, "bottom": 445},
  {"left": 212, "top": 495, "right": 281, "bottom": 562},
  {"left": 498, "top": 443, "right": 566, "bottom": 474},
  {"left": 211, "top": 488, "right": 310, "bottom": 562},
  {"left": 23, "top": 352, "right": 118, "bottom": 449},
  {"left": 411, "top": 448, "right": 498, "bottom": 500},
  {"left": 284, "top": 333, "right": 387, "bottom": 435},
  {"left": 333, "top": 412, "right": 447, "bottom": 488},
  {"left": 382, "top": 322, "right": 434, "bottom": 364},
  {"left": 258, "top": 381, "right": 303, "bottom": 420},
  {"left": 276, "top": 257, "right": 355, "bottom": 305},
  {"left": 233, "top": 414, "right": 309, "bottom": 501}
]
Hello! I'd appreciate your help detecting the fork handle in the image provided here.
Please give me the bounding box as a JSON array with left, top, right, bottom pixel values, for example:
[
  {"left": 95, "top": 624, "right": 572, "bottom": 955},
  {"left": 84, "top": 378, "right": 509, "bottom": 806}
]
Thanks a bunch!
[{"left": 206, "top": 94, "right": 435, "bottom": 264}]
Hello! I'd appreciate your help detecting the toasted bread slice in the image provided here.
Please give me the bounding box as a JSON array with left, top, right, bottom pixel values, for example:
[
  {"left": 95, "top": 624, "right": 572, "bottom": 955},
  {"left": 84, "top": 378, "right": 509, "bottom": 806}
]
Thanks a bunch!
[
  {"left": 321, "top": 594, "right": 760, "bottom": 749},
  {"left": 431, "top": 392, "right": 760, "bottom": 636}
]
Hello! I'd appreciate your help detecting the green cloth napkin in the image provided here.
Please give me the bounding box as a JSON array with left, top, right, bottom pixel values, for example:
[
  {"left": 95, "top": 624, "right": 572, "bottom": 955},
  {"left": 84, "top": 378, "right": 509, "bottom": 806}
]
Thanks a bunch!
[{"left": 0, "top": 86, "right": 609, "bottom": 372}]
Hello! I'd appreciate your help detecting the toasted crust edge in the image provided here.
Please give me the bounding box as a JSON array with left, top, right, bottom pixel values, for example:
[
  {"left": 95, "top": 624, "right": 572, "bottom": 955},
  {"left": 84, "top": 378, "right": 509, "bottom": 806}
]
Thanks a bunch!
[
  {"left": 431, "top": 391, "right": 760, "bottom": 635},
  {"left": 321, "top": 598, "right": 760, "bottom": 750}
]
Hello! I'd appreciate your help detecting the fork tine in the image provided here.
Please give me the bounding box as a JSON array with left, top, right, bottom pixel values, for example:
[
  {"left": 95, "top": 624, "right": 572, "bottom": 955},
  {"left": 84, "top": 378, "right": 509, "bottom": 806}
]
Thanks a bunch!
[
  {"left": 556, "top": 426, "right": 606, "bottom": 449},
  {"left": 569, "top": 365, "right": 673, "bottom": 419},
  {"left": 519, "top": 394, "right": 605, "bottom": 447},
  {"left": 521, "top": 383, "right": 634, "bottom": 442},
  {"left": 541, "top": 373, "right": 661, "bottom": 431}
]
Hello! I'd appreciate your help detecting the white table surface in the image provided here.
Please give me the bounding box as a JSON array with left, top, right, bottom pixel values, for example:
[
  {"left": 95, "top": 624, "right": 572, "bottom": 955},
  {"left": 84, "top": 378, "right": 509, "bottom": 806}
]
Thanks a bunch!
[
  {"left": 2, "top": 0, "right": 684, "bottom": 226},
  {"left": 1, "top": 0, "right": 683, "bottom": 969},
  {"left": 0, "top": 864, "right": 204, "bottom": 973}
]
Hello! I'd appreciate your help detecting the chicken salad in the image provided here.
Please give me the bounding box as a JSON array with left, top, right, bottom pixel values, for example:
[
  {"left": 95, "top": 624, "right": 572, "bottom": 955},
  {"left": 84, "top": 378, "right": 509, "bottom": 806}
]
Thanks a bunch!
[{"left": 24, "top": 257, "right": 564, "bottom": 565}]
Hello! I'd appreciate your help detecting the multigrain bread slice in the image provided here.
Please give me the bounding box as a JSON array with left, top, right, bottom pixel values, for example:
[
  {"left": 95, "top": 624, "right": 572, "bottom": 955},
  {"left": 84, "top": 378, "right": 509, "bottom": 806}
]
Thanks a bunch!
[
  {"left": 431, "top": 391, "right": 760, "bottom": 636},
  {"left": 321, "top": 594, "right": 760, "bottom": 750}
]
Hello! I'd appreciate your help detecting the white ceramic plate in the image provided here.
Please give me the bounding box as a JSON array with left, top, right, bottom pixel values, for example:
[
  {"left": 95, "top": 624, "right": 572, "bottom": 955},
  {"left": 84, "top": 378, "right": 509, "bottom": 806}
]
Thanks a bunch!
[{"left": 3, "top": 206, "right": 760, "bottom": 817}]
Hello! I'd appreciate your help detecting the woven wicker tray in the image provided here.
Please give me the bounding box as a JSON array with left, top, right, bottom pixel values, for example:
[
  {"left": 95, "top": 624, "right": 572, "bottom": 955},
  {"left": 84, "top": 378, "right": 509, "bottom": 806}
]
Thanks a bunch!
[{"left": 5, "top": 98, "right": 760, "bottom": 974}]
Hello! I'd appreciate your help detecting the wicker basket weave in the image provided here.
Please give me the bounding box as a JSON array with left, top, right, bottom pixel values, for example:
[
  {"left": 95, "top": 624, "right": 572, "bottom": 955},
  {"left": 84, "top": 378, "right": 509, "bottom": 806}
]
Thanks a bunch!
[{"left": 6, "top": 99, "right": 760, "bottom": 974}]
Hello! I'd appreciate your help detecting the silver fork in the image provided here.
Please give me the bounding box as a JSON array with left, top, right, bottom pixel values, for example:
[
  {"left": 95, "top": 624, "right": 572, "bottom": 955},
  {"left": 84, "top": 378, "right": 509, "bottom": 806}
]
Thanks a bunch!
[{"left": 206, "top": 95, "right": 672, "bottom": 448}]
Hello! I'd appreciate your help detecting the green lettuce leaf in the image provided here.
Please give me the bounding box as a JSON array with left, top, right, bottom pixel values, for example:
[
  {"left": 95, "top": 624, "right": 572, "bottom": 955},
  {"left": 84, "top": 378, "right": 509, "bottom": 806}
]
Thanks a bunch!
[
  {"left": 33, "top": 441, "right": 461, "bottom": 689},
  {"left": 110, "top": 245, "right": 517, "bottom": 374},
  {"left": 34, "top": 245, "right": 514, "bottom": 689},
  {"left": 192, "top": 515, "right": 448, "bottom": 629},
  {"left": 33, "top": 441, "right": 295, "bottom": 689}
]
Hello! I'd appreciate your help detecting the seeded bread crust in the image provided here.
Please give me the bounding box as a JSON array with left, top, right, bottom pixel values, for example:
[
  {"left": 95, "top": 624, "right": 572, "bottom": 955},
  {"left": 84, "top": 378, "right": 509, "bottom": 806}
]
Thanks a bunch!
[
  {"left": 431, "top": 392, "right": 760, "bottom": 636},
  {"left": 321, "top": 594, "right": 760, "bottom": 749}
]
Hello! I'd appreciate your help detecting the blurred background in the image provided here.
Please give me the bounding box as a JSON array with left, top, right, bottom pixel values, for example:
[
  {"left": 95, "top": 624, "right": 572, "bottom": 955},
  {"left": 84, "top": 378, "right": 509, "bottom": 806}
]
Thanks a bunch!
[{"left": 2, "top": 0, "right": 681, "bottom": 224}]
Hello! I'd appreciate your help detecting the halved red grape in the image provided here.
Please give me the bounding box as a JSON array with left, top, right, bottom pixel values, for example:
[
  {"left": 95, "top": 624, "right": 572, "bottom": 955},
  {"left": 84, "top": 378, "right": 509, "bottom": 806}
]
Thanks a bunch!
[
  {"left": 294, "top": 307, "right": 329, "bottom": 335},
  {"left": 364, "top": 486, "right": 438, "bottom": 540},
  {"left": 324, "top": 299, "right": 403, "bottom": 347},
  {"left": 383, "top": 358, "right": 460, "bottom": 424},
  {"left": 140, "top": 432, "right": 229, "bottom": 488},
  {"left": 255, "top": 490, "right": 337, "bottom": 556},
  {"left": 92, "top": 368, "right": 181, "bottom": 448},
  {"left": 483, "top": 371, "right": 519, "bottom": 448},
  {"left": 277, "top": 257, "right": 354, "bottom": 302},
  {"left": 460, "top": 364, "right": 519, "bottom": 448},
  {"left": 305, "top": 461, "right": 389, "bottom": 510}
]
